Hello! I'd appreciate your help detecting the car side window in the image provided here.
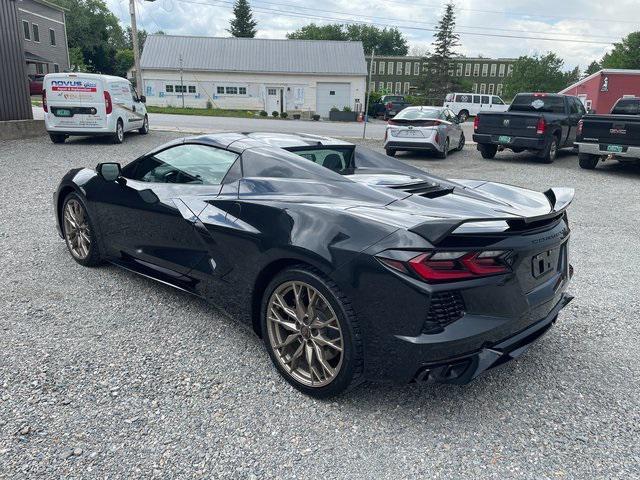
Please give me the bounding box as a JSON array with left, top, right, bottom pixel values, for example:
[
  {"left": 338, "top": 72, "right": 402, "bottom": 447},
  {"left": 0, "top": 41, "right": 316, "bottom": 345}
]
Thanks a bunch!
[
  {"left": 481, "top": 95, "right": 490, "bottom": 104},
  {"left": 129, "top": 84, "right": 139, "bottom": 102},
  {"left": 125, "top": 144, "right": 239, "bottom": 185},
  {"left": 569, "top": 98, "right": 581, "bottom": 115},
  {"left": 473, "top": 95, "right": 480, "bottom": 104},
  {"left": 293, "top": 148, "right": 352, "bottom": 173},
  {"left": 492, "top": 96, "right": 505, "bottom": 105}
]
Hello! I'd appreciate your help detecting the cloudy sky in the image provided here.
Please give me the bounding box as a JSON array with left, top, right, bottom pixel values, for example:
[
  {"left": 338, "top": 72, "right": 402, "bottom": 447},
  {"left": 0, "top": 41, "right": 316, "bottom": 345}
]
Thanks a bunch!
[{"left": 106, "top": 0, "right": 639, "bottom": 70}]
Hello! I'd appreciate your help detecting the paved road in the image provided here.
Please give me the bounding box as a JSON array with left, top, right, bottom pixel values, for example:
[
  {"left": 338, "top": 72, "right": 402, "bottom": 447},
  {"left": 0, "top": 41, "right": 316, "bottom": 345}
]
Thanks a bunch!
[
  {"left": 32, "top": 106, "right": 475, "bottom": 141},
  {"left": 1, "top": 131, "right": 638, "bottom": 478}
]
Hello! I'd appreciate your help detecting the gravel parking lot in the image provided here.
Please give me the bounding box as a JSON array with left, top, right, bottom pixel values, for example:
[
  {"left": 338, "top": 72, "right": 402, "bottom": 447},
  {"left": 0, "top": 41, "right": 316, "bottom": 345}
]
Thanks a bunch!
[{"left": 1, "top": 131, "right": 639, "bottom": 479}]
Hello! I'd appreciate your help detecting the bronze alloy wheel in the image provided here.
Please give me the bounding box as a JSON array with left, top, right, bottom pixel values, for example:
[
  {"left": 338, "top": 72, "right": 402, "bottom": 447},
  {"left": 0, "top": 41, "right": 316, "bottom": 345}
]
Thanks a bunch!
[
  {"left": 63, "top": 198, "right": 91, "bottom": 260},
  {"left": 266, "top": 281, "right": 344, "bottom": 387}
]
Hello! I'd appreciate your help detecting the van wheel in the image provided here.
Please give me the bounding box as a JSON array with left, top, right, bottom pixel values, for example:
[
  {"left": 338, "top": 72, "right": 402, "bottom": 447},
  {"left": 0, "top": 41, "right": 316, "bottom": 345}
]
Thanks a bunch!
[
  {"left": 458, "top": 110, "right": 469, "bottom": 122},
  {"left": 139, "top": 115, "right": 149, "bottom": 134},
  {"left": 113, "top": 120, "right": 124, "bottom": 144},
  {"left": 478, "top": 143, "right": 497, "bottom": 159},
  {"left": 49, "top": 134, "right": 65, "bottom": 144},
  {"left": 579, "top": 153, "right": 599, "bottom": 170}
]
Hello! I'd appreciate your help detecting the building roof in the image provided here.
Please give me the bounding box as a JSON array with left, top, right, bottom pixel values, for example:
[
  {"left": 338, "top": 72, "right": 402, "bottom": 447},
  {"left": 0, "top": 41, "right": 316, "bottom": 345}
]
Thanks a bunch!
[
  {"left": 140, "top": 35, "right": 367, "bottom": 76},
  {"left": 560, "top": 68, "right": 640, "bottom": 94}
]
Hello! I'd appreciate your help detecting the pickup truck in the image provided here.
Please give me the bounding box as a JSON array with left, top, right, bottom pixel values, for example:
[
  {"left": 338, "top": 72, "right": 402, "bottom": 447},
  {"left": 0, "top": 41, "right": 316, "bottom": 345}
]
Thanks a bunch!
[
  {"left": 371, "top": 95, "right": 411, "bottom": 120},
  {"left": 576, "top": 96, "right": 640, "bottom": 169},
  {"left": 473, "top": 93, "right": 586, "bottom": 163}
]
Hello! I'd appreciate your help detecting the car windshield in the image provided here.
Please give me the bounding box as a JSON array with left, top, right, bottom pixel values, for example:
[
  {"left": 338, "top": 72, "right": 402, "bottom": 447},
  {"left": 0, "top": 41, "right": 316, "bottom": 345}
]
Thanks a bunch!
[
  {"left": 394, "top": 108, "right": 442, "bottom": 120},
  {"left": 510, "top": 95, "right": 565, "bottom": 113}
]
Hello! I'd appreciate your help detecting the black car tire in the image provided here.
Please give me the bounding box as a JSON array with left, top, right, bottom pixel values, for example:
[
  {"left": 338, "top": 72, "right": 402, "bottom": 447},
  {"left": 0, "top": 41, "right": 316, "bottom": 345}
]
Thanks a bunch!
[
  {"left": 437, "top": 138, "right": 450, "bottom": 159},
  {"left": 61, "top": 193, "right": 102, "bottom": 267},
  {"left": 455, "top": 133, "right": 466, "bottom": 151},
  {"left": 578, "top": 153, "right": 600, "bottom": 169},
  {"left": 260, "top": 266, "right": 363, "bottom": 398},
  {"left": 113, "top": 119, "right": 124, "bottom": 144},
  {"left": 478, "top": 143, "right": 498, "bottom": 159},
  {"left": 385, "top": 149, "right": 396, "bottom": 157},
  {"left": 539, "top": 136, "right": 559, "bottom": 163},
  {"left": 49, "top": 134, "right": 65, "bottom": 144},
  {"left": 139, "top": 115, "right": 149, "bottom": 134}
]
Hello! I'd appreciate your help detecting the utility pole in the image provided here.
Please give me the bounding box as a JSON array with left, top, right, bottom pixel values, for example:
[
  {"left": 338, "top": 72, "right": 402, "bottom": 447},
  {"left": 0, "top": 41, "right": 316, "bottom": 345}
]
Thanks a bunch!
[
  {"left": 179, "top": 54, "right": 184, "bottom": 108},
  {"left": 362, "top": 48, "right": 375, "bottom": 139},
  {"left": 129, "top": 0, "right": 143, "bottom": 92}
]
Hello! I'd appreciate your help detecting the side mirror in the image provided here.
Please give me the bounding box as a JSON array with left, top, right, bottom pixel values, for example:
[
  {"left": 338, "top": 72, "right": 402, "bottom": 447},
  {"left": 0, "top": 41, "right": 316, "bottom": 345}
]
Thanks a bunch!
[
  {"left": 139, "top": 95, "right": 146, "bottom": 103},
  {"left": 96, "top": 162, "right": 122, "bottom": 182}
]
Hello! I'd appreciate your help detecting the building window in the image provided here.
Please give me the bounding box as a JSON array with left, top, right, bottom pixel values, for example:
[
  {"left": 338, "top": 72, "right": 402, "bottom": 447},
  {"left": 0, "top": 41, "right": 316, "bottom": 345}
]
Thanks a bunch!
[
  {"left": 472, "top": 83, "right": 478, "bottom": 93},
  {"left": 166, "top": 85, "right": 174, "bottom": 93},
  {"left": 448, "top": 63, "right": 454, "bottom": 76},
  {"left": 394, "top": 81, "right": 401, "bottom": 94},
  {"left": 403, "top": 82, "right": 410, "bottom": 94},
  {"left": 238, "top": 87, "right": 247, "bottom": 95},
  {"left": 405, "top": 61, "right": 411, "bottom": 75},
  {"left": 387, "top": 61, "right": 393, "bottom": 74},
  {"left": 490, "top": 64, "right": 497, "bottom": 76},
  {"left": 225, "top": 86, "right": 237, "bottom": 94},
  {"left": 396, "top": 62, "right": 402, "bottom": 75},
  {"left": 267, "top": 88, "right": 276, "bottom": 95},
  {"left": 456, "top": 64, "right": 463, "bottom": 76},
  {"left": 379, "top": 62, "right": 385, "bottom": 75},
  {"left": 378, "top": 81, "right": 384, "bottom": 91},
  {"left": 369, "top": 81, "right": 375, "bottom": 92},
  {"left": 23, "top": 20, "right": 30, "bottom": 40},
  {"left": 371, "top": 61, "right": 376, "bottom": 74},
  {"left": 188, "top": 85, "right": 196, "bottom": 93},
  {"left": 507, "top": 64, "right": 514, "bottom": 76},
  {"left": 481, "top": 64, "right": 488, "bottom": 77},
  {"left": 480, "top": 83, "right": 486, "bottom": 94},
  {"left": 465, "top": 63, "right": 471, "bottom": 76},
  {"left": 53, "top": 63, "right": 59, "bottom": 73},
  {"left": 473, "top": 64, "right": 480, "bottom": 76},
  {"left": 413, "top": 63, "right": 419, "bottom": 75},
  {"left": 499, "top": 64, "right": 505, "bottom": 77},
  {"left": 49, "top": 28, "right": 56, "bottom": 46},
  {"left": 175, "top": 85, "right": 187, "bottom": 93},
  {"left": 32, "top": 24, "right": 40, "bottom": 42},
  {"left": 216, "top": 86, "right": 224, "bottom": 94},
  {"left": 488, "top": 83, "right": 495, "bottom": 95},
  {"left": 496, "top": 84, "right": 503, "bottom": 95},
  {"left": 35, "top": 63, "right": 44, "bottom": 74},
  {"left": 386, "top": 81, "right": 392, "bottom": 91}
]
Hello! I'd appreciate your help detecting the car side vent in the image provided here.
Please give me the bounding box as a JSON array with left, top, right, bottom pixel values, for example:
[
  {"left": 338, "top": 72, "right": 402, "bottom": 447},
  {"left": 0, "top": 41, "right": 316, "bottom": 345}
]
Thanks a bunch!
[
  {"left": 388, "top": 182, "right": 455, "bottom": 198},
  {"left": 422, "top": 291, "right": 465, "bottom": 334}
]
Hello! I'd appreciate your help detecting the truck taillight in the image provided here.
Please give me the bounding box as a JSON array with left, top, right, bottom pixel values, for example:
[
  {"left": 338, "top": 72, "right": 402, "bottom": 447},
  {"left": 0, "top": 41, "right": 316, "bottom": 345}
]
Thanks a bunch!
[
  {"left": 536, "top": 117, "right": 546, "bottom": 135},
  {"left": 104, "top": 91, "right": 112, "bottom": 114},
  {"left": 42, "top": 89, "right": 48, "bottom": 112},
  {"left": 386, "top": 102, "right": 393, "bottom": 109},
  {"left": 577, "top": 119, "right": 583, "bottom": 136},
  {"left": 473, "top": 115, "right": 479, "bottom": 131}
]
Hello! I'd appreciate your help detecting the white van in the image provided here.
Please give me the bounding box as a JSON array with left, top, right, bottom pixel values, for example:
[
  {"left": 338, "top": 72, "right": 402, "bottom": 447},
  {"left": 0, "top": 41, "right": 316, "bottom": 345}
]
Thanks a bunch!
[
  {"left": 43, "top": 73, "right": 148, "bottom": 144},
  {"left": 444, "top": 92, "right": 509, "bottom": 121}
]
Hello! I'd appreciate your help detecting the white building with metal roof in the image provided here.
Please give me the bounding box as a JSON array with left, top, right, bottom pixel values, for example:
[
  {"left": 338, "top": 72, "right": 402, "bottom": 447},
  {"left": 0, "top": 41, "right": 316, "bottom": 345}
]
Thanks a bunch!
[{"left": 139, "top": 35, "right": 368, "bottom": 118}]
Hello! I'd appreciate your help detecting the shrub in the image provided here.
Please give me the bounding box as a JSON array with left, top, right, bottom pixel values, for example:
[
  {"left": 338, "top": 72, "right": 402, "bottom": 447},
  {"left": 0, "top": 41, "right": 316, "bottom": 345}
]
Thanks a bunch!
[
  {"left": 342, "top": 106, "right": 352, "bottom": 112},
  {"left": 312, "top": 114, "right": 320, "bottom": 121},
  {"left": 259, "top": 110, "right": 268, "bottom": 117},
  {"left": 280, "top": 112, "right": 288, "bottom": 119},
  {"left": 205, "top": 100, "right": 213, "bottom": 109},
  {"left": 330, "top": 106, "right": 340, "bottom": 112},
  {"left": 271, "top": 111, "right": 279, "bottom": 118},
  {"left": 292, "top": 113, "right": 301, "bottom": 120}
]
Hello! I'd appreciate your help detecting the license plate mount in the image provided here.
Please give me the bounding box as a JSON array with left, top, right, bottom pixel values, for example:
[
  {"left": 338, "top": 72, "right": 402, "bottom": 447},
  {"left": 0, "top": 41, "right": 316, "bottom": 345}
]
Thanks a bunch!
[
  {"left": 606, "top": 144, "right": 623, "bottom": 153},
  {"left": 498, "top": 135, "right": 511, "bottom": 144}
]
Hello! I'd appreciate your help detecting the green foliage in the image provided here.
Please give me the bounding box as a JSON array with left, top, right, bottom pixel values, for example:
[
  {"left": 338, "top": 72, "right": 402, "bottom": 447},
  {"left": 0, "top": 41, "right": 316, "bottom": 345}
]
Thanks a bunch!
[
  {"left": 342, "top": 106, "right": 352, "bottom": 112},
  {"left": 125, "top": 27, "right": 148, "bottom": 51},
  {"left": 504, "top": 53, "right": 581, "bottom": 98},
  {"left": 601, "top": 32, "right": 640, "bottom": 69},
  {"left": 330, "top": 106, "right": 340, "bottom": 112},
  {"left": 259, "top": 110, "right": 268, "bottom": 116},
  {"left": 287, "top": 24, "right": 408, "bottom": 55},
  {"left": 280, "top": 112, "right": 288, "bottom": 118},
  {"left": 584, "top": 60, "right": 601, "bottom": 76},
  {"left": 68, "top": 47, "right": 88, "bottom": 72},
  {"left": 113, "top": 49, "right": 134, "bottom": 79},
  {"left": 206, "top": 100, "right": 213, "bottom": 109},
  {"left": 271, "top": 111, "right": 279, "bottom": 117},
  {"left": 146, "top": 106, "right": 259, "bottom": 118},
  {"left": 228, "top": 0, "right": 257, "bottom": 38}
]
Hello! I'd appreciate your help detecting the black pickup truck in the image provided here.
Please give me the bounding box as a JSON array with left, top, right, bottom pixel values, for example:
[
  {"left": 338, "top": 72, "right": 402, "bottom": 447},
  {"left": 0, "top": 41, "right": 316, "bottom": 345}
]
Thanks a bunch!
[
  {"left": 473, "top": 93, "right": 586, "bottom": 163},
  {"left": 576, "top": 96, "right": 640, "bottom": 169},
  {"left": 370, "top": 95, "right": 411, "bottom": 120}
]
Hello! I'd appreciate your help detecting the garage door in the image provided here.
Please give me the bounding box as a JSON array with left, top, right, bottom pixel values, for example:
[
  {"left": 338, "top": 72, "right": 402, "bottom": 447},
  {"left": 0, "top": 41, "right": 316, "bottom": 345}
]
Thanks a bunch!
[{"left": 316, "top": 83, "right": 350, "bottom": 118}]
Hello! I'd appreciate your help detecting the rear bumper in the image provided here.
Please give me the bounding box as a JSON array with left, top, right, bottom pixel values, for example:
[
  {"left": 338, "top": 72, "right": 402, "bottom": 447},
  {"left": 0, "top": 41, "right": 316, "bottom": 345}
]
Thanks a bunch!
[
  {"left": 473, "top": 133, "right": 546, "bottom": 150},
  {"left": 384, "top": 140, "right": 438, "bottom": 152},
  {"left": 577, "top": 142, "right": 640, "bottom": 159}
]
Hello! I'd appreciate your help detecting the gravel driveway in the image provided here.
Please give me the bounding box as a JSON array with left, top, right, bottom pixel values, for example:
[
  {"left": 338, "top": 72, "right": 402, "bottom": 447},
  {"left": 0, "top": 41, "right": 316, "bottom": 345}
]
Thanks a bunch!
[{"left": 1, "top": 131, "right": 639, "bottom": 479}]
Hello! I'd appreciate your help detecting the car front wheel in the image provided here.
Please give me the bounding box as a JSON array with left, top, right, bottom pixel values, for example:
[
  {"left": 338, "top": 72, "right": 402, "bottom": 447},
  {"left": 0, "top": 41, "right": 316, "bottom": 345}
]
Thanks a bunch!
[{"left": 261, "top": 266, "right": 363, "bottom": 398}]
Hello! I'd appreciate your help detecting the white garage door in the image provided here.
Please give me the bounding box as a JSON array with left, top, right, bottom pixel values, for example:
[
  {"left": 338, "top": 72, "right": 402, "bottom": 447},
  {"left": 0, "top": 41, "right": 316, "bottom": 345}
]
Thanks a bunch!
[{"left": 316, "top": 83, "right": 350, "bottom": 118}]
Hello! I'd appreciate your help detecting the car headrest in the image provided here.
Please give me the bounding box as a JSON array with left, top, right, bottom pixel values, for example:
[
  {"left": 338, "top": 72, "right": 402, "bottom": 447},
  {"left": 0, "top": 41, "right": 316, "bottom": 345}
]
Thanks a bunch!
[{"left": 322, "top": 153, "right": 343, "bottom": 171}]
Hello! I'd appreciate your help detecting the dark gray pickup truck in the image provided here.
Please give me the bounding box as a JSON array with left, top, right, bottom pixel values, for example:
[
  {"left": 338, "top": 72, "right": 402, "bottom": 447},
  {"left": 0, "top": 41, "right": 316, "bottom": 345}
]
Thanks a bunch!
[
  {"left": 576, "top": 96, "right": 640, "bottom": 169},
  {"left": 473, "top": 93, "right": 586, "bottom": 163}
]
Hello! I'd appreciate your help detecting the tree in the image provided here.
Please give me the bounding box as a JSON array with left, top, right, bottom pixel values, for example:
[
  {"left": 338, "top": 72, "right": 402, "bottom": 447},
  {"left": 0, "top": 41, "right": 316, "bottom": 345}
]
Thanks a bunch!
[
  {"left": 504, "top": 53, "right": 580, "bottom": 99},
  {"left": 114, "top": 49, "right": 135, "bottom": 79},
  {"left": 287, "top": 23, "right": 408, "bottom": 55},
  {"left": 584, "top": 60, "right": 601, "bottom": 77},
  {"left": 126, "top": 27, "right": 148, "bottom": 52},
  {"left": 228, "top": 0, "right": 257, "bottom": 38},
  {"left": 418, "top": 2, "right": 460, "bottom": 103},
  {"left": 600, "top": 31, "right": 640, "bottom": 69}
]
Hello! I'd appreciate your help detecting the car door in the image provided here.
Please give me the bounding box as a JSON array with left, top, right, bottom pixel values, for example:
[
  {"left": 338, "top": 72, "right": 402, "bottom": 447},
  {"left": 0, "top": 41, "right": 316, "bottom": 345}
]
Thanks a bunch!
[
  {"left": 95, "top": 143, "right": 240, "bottom": 276},
  {"left": 566, "top": 97, "right": 585, "bottom": 146},
  {"left": 127, "top": 84, "right": 145, "bottom": 130}
]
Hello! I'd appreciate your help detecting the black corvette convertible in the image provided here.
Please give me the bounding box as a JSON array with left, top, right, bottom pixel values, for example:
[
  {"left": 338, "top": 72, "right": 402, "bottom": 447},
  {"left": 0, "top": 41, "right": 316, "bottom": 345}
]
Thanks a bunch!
[{"left": 54, "top": 132, "right": 574, "bottom": 397}]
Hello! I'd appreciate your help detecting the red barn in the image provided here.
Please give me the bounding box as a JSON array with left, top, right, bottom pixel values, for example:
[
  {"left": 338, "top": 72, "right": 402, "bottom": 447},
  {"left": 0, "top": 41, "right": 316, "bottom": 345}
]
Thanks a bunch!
[{"left": 559, "top": 69, "right": 640, "bottom": 114}]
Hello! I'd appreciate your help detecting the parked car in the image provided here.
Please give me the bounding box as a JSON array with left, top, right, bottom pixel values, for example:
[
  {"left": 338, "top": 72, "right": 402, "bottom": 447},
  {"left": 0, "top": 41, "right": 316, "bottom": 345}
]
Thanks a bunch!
[
  {"left": 444, "top": 92, "right": 509, "bottom": 121},
  {"left": 370, "top": 95, "right": 411, "bottom": 120},
  {"left": 54, "top": 132, "right": 574, "bottom": 397},
  {"left": 383, "top": 106, "right": 465, "bottom": 158},
  {"left": 43, "top": 72, "right": 148, "bottom": 144},
  {"left": 473, "top": 93, "right": 585, "bottom": 163},
  {"left": 576, "top": 96, "right": 640, "bottom": 169},
  {"left": 29, "top": 74, "right": 45, "bottom": 95}
]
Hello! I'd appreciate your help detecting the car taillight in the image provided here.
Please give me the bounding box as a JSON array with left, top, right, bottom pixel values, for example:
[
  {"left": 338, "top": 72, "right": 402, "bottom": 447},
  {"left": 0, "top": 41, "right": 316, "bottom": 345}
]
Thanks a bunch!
[
  {"left": 386, "top": 102, "right": 393, "bottom": 109},
  {"left": 42, "top": 89, "right": 48, "bottom": 112},
  {"left": 387, "top": 119, "right": 397, "bottom": 125},
  {"left": 378, "top": 250, "right": 510, "bottom": 283},
  {"left": 104, "top": 91, "right": 112, "bottom": 114},
  {"left": 536, "top": 117, "right": 546, "bottom": 135},
  {"left": 577, "top": 119, "right": 583, "bottom": 136},
  {"left": 473, "top": 115, "right": 479, "bottom": 131}
]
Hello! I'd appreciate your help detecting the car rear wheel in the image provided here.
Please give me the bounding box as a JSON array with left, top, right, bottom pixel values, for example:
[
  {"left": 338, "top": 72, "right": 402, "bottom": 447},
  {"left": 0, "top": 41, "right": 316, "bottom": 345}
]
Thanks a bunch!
[
  {"left": 539, "top": 136, "right": 558, "bottom": 163},
  {"left": 578, "top": 153, "right": 600, "bottom": 169},
  {"left": 139, "top": 115, "right": 149, "bottom": 134},
  {"left": 113, "top": 120, "right": 124, "bottom": 144},
  {"left": 261, "top": 266, "right": 363, "bottom": 398},
  {"left": 385, "top": 149, "right": 396, "bottom": 157},
  {"left": 478, "top": 143, "right": 498, "bottom": 159},
  {"left": 49, "top": 134, "right": 65, "bottom": 144},
  {"left": 437, "top": 138, "right": 449, "bottom": 159},
  {"left": 62, "top": 193, "right": 102, "bottom": 267}
]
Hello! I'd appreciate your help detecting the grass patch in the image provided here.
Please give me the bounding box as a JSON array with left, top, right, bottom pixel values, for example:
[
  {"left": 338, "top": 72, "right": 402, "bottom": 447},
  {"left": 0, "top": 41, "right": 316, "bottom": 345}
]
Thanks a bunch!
[{"left": 146, "top": 106, "right": 259, "bottom": 118}]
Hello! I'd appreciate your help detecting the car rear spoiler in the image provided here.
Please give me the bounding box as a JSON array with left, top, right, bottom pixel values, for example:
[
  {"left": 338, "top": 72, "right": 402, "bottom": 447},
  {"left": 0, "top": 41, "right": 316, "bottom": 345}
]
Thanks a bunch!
[{"left": 409, "top": 187, "right": 574, "bottom": 245}]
